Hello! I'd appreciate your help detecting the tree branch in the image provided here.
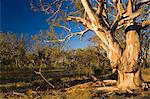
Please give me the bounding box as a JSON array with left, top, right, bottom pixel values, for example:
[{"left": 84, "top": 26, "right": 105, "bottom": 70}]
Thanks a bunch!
[
  {"left": 34, "top": 61, "right": 55, "bottom": 88},
  {"left": 44, "top": 29, "right": 90, "bottom": 43},
  {"left": 49, "top": 1, "right": 63, "bottom": 19},
  {"left": 67, "top": 16, "right": 93, "bottom": 30},
  {"left": 117, "top": 0, "right": 125, "bottom": 16},
  {"left": 34, "top": 70, "right": 56, "bottom": 88},
  {"left": 127, "top": 0, "right": 133, "bottom": 16},
  {"left": 81, "top": 0, "right": 98, "bottom": 23},
  {"left": 57, "top": 25, "right": 71, "bottom": 31},
  {"left": 95, "top": 0, "right": 105, "bottom": 16},
  {"left": 118, "top": 10, "right": 141, "bottom": 27},
  {"left": 110, "top": 13, "right": 120, "bottom": 33}
]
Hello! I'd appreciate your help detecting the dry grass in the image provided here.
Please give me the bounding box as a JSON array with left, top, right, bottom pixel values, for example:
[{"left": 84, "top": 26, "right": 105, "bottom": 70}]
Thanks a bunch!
[{"left": 0, "top": 68, "right": 150, "bottom": 98}]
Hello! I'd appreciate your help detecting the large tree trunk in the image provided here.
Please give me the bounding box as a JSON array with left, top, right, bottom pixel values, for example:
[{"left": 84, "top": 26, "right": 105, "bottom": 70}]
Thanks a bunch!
[
  {"left": 117, "top": 30, "right": 143, "bottom": 90},
  {"left": 79, "top": 0, "right": 147, "bottom": 91}
]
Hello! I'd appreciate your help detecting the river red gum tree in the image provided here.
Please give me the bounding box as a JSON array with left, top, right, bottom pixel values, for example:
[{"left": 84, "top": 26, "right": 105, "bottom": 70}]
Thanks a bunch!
[
  {"left": 69, "top": 0, "right": 150, "bottom": 90},
  {"left": 30, "top": 0, "right": 150, "bottom": 91}
]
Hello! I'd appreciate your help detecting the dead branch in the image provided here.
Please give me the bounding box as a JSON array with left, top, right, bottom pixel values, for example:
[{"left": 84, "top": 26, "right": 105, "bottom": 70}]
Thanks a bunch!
[
  {"left": 90, "top": 74, "right": 98, "bottom": 81},
  {"left": 34, "top": 63, "right": 55, "bottom": 88},
  {"left": 34, "top": 70, "right": 55, "bottom": 88},
  {"left": 103, "top": 80, "right": 117, "bottom": 85}
]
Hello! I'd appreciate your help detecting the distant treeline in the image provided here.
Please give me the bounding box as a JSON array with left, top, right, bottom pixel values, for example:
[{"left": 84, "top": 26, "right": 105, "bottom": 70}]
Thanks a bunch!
[{"left": 0, "top": 32, "right": 149, "bottom": 75}]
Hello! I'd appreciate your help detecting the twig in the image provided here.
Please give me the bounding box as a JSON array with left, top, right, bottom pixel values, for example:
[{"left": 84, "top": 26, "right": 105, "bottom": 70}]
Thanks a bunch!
[
  {"left": 49, "top": 1, "right": 63, "bottom": 19},
  {"left": 58, "top": 25, "right": 71, "bottom": 31}
]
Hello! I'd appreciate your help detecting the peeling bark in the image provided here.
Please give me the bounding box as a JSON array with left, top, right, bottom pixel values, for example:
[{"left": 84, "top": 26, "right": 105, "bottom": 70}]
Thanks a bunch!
[{"left": 118, "top": 70, "right": 143, "bottom": 90}]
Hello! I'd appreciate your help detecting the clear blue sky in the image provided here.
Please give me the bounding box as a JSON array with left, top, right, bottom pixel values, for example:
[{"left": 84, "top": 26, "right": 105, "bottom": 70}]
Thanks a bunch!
[{"left": 0, "top": 0, "right": 94, "bottom": 49}]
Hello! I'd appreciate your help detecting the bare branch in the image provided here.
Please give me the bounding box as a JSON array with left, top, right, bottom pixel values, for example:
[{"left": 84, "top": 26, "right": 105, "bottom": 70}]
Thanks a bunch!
[
  {"left": 57, "top": 25, "right": 71, "bottom": 31},
  {"left": 118, "top": 10, "right": 141, "bottom": 27},
  {"left": 49, "top": 1, "right": 63, "bottom": 19},
  {"left": 110, "top": 13, "right": 120, "bottom": 33},
  {"left": 111, "top": 10, "right": 141, "bottom": 30},
  {"left": 93, "top": 6, "right": 110, "bottom": 29},
  {"left": 34, "top": 61, "right": 55, "bottom": 88},
  {"left": 81, "top": 0, "right": 98, "bottom": 24},
  {"left": 34, "top": 71, "right": 56, "bottom": 88},
  {"left": 44, "top": 29, "right": 90, "bottom": 43},
  {"left": 117, "top": 0, "right": 125, "bottom": 16},
  {"left": 34, "top": 70, "right": 56, "bottom": 88},
  {"left": 127, "top": 0, "right": 137, "bottom": 16},
  {"left": 67, "top": 16, "right": 93, "bottom": 30},
  {"left": 43, "top": 0, "right": 59, "bottom": 13}
]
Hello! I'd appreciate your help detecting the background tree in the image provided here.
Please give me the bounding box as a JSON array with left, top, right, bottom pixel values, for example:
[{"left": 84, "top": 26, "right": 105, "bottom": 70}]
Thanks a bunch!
[
  {"left": 30, "top": 0, "right": 150, "bottom": 91},
  {"left": 0, "top": 33, "right": 28, "bottom": 71}
]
